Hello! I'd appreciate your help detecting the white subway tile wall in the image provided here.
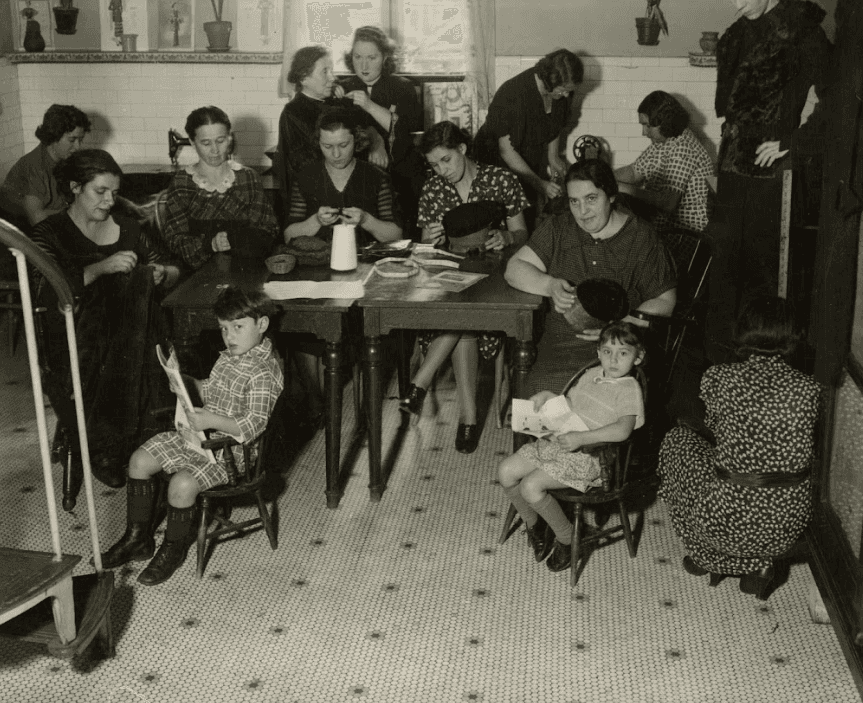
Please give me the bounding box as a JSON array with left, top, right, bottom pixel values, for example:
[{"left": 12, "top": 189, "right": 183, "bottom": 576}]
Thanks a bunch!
[
  {"left": 5, "top": 56, "right": 722, "bottom": 174},
  {"left": 0, "top": 60, "right": 24, "bottom": 183}
]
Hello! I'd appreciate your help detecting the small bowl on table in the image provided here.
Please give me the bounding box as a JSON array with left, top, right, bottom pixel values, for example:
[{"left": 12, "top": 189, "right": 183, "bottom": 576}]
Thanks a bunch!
[{"left": 266, "top": 253, "right": 297, "bottom": 275}]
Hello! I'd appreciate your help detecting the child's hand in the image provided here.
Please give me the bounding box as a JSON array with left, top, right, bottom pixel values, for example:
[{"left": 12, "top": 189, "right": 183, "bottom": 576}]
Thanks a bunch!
[
  {"left": 168, "top": 376, "right": 183, "bottom": 396},
  {"left": 553, "top": 431, "right": 585, "bottom": 453},
  {"left": 529, "top": 390, "right": 556, "bottom": 412},
  {"left": 187, "top": 408, "right": 214, "bottom": 432}
]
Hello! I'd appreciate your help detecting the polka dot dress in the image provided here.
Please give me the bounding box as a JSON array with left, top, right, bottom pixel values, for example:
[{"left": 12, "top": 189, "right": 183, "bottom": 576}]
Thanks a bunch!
[{"left": 658, "top": 355, "right": 820, "bottom": 575}]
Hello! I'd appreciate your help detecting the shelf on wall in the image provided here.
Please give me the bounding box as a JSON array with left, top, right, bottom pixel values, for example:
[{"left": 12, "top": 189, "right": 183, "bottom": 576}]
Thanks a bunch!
[{"left": 4, "top": 51, "right": 284, "bottom": 64}]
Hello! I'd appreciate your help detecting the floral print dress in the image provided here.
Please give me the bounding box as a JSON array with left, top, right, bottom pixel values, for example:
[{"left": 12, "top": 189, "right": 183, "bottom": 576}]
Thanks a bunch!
[{"left": 658, "top": 354, "right": 820, "bottom": 575}]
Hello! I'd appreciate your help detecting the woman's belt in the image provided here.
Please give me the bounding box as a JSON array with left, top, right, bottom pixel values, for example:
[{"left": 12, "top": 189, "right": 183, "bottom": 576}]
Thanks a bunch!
[{"left": 715, "top": 465, "right": 810, "bottom": 489}]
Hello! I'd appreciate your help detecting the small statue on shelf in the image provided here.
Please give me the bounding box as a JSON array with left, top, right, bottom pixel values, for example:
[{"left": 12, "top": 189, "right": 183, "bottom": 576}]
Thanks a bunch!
[
  {"left": 170, "top": 3, "right": 182, "bottom": 47},
  {"left": 21, "top": 5, "right": 46, "bottom": 53},
  {"left": 108, "top": 0, "right": 124, "bottom": 41}
]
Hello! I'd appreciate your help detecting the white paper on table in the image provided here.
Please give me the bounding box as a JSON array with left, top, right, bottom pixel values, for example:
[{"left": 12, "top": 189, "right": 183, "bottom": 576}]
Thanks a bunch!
[{"left": 263, "top": 281, "right": 365, "bottom": 300}]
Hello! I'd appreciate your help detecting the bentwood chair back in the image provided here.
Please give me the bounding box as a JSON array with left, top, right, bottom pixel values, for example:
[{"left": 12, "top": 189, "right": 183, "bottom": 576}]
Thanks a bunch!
[{"left": 499, "top": 359, "right": 649, "bottom": 588}]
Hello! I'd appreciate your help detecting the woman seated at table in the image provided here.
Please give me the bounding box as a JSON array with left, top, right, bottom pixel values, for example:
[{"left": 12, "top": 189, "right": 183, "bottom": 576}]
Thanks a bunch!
[
  {"left": 162, "top": 106, "right": 279, "bottom": 271},
  {"left": 475, "top": 49, "right": 582, "bottom": 215},
  {"left": 277, "top": 45, "right": 388, "bottom": 218},
  {"left": 340, "top": 26, "right": 425, "bottom": 237},
  {"left": 1, "top": 104, "right": 90, "bottom": 227},
  {"left": 400, "top": 121, "right": 529, "bottom": 454},
  {"left": 284, "top": 107, "right": 403, "bottom": 246},
  {"left": 614, "top": 91, "right": 714, "bottom": 235},
  {"left": 505, "top": 158, "right": 676, "bottom": 396},
  {"left": 31, "top": 149, "right": 180, "bottom": 493}
]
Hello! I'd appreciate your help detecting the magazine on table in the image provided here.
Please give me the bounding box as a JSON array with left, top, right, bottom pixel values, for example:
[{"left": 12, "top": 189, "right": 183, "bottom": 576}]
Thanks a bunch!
[
  {"left": 156, "top": 345, "right": 216, "bottom": 464},
  {"left": 511, "top": 395, "right": 589, "bottom": 438}
]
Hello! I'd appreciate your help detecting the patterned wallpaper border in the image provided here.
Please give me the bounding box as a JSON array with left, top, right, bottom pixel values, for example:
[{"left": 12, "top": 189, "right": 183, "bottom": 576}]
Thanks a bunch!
[{"left": 4, "top": 51, "right": 284, "bottom": 64}]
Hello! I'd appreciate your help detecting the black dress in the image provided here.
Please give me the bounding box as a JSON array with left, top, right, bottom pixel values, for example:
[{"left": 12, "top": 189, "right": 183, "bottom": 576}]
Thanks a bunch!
[{"left": 658, "top": 355, "right": 820, "bottom": 574}]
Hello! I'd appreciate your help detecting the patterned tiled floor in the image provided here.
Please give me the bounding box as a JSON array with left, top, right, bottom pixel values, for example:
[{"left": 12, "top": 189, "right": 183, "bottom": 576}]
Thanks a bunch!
[{"left": 0, "top": 340, "right": 859, "bottom": 703}]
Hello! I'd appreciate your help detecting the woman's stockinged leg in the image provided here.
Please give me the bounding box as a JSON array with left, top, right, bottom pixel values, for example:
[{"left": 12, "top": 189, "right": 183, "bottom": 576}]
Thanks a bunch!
[
  {"left": 521, "top": 470, "right": 572, "bottom": 544},
  {"left": 413, "top": 332, "right": 461, "bottom": 390},
  {"left": 452, "top": 335, "right": 478, "bottom": 424}
]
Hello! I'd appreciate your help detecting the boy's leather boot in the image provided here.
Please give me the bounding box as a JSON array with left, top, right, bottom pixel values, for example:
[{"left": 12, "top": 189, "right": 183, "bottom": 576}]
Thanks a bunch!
[
  {"left": 137, "top": 504, "right": 195, "bottom": 586},
  {"left": 101, "top": 477, "right": 157, "bottom": 569}
]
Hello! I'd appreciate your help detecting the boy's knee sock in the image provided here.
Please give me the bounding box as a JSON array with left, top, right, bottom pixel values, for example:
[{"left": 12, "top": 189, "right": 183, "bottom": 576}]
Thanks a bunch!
[
  {"left": 529, "top": 494, "right": 572, "bottom": 545},
  {"left": 503, "top": 484, "right": 539, "bottom": 528},
  {"left": 165, "top": 505, "right": 195, "bottom": 543},
  {"left": 127, "top": 477, "right": 157, "bottom": 524}
]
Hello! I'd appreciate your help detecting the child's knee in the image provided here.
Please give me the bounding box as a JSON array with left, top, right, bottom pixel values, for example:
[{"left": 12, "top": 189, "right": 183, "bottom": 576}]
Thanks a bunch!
[
  {"left": 519, "top": 471, "right": 547, "bottom": 503},
  {"left": 167, "top": 471, "right": 201, "bottom": 505},
  {"left": 128, "top": 448, "right": 162, "bottom": 478}
]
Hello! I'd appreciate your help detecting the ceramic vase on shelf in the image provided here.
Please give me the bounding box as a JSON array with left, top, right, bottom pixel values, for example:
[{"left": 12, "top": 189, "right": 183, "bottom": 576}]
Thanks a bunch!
[
  {"left": 53, "top": 0, "right": 79, "bottom": 35},
  {"left": 699, "top": 31, "right": 719, "bottom": 55},
  {"left": 22, "top": 12, "right": 46, "bottom": 52}
]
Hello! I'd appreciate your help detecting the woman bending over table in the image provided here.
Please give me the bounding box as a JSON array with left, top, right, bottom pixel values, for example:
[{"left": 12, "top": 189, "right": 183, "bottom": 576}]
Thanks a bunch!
[
  {"left": 31, "top": 149, "right": 180, "bottom": 496},
  {"left": 475, "top": 49, "right": 582, "bottom": 215},
  {"left": 162, "top": 106, "right": 279, "bottom": 271},
  {"left": 340, "top": 26, "right": 425, "bottom": 237},
  {"left": 505, "top": 158, "right": 676, "bottom": 396},
  {"left": 400, "top": 121, "right": 529, "bottom": 454},
  {"left": 284, "top": 106, "right": 403, "bottom": 246}
]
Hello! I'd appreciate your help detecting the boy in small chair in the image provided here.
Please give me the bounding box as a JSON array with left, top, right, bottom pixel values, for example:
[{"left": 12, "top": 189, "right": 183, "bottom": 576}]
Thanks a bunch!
[{"left": 100, "top": 286, "right": 284, "bottom": 585}]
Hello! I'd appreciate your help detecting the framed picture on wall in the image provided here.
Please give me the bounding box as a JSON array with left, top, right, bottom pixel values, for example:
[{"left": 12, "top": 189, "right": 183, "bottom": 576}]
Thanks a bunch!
[
  {"left": 158, "top": 0, "right": 194, "bottom": 50},
  {"left": 423, "top": 82, "right": 478, "bottom": 135},
  {"left": 16, "top": 0, "right": 54, "bottom": 51}
]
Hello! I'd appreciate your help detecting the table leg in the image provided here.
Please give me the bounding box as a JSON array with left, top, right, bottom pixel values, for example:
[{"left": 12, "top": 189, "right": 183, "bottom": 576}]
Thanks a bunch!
[
  {"left": 512, "top": 338, "right": 535, "bottom": 452},
  {"left": 364, "top": 335, "right": 384, "bottom": 502},
  {"left": 322, "top": 341, "right": 342, "bottom": 509},
  {"left": 397, "top": 330, "right": 411, "bottom": 399}
]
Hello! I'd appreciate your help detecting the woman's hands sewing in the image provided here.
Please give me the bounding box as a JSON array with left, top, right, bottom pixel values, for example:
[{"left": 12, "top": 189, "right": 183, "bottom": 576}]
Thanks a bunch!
[
  {"left": 316, "top": 206, "right": 342, "bottom": 227},
  {"left": 339, "top": 207, "right": 367, "bottom": 227},
  {"left": 422, "top": 222, "right": 446, "bottom": 246},
  {"left": 211, "top": 231, "right": 231, "bottom": 252},
  {"left": 84, "top": 250, "right": 137, "bottom": 285},
  {"left": 484, "top": 229, "right": 511, "bottom": 252}
]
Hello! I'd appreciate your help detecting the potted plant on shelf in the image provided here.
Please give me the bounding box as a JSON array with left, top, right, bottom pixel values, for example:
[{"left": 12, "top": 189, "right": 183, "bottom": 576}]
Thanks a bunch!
[
  {"left": 53, "top": 0, "right": 79, "bottom": 35},
  {"left": 636, "top": 0, "right": 668, "bottom": 46},
  {"left": 203, "top": 0, "right": 231, "bottom": 51}
]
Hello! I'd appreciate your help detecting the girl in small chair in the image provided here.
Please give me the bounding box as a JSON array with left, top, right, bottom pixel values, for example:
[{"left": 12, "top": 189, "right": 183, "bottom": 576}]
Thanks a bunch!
[{"left": 497, "top": 321, "right": 645, "bottom": 573}]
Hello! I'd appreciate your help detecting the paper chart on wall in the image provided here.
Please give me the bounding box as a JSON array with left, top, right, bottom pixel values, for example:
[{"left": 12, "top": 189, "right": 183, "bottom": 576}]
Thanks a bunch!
[
  {"left": 236, "top": 0, "right": 283, "bottom": 52},
  {"left": 99, "top": 0, "right": 149, "bottom": 51},
  {"left": 158, "top": 0, "right": 194, "bottom": 50}
]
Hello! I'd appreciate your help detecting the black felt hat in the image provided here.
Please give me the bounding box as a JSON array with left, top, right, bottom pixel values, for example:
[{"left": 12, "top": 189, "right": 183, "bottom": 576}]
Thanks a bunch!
[
  {"left": 442, "top": 201, "right": 506, "bottom": 252},
  {"left": 576, "top": 278, "right": 630, "bottom": 322}
]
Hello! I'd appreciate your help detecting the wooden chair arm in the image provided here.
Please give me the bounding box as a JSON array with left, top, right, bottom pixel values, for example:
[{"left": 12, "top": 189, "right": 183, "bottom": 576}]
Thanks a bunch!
[{"left": 201, "top": 435, "right": 249, "bottom": 487}]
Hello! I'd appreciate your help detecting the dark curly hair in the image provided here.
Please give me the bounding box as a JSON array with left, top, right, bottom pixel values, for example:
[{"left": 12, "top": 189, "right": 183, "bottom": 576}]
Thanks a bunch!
[
  {"left": 565, "top": 158, "right": 618, "bottom": 200},
  {"left": 420, "top": 121, "right": 472, "bottom": 158},
  {"left": 314, "top": 106, "right": 369, "bottom": 154},
  {"left": 733, "top": 296, "right": 799, "bottom": 360},
  {"left": 184, "top": 105, "right": 231, "bottom": 140},
  {"left": 535, "top": 49, "right": 584, "bottom": 92},
  {"left": 35, "top": 104, "right": 91, "bottom": 145},
  {"left": 213, "top": 286, "right": 277, "bottom": 322},
  {"left": 53, "top": 149, "right": 122, "bottom": 203},
  {"left": 637, "top": 91, "right": 689, "bottom": 139},
  {"left": 344, "top": 26, "right": 397, "bottom": 77},
  {"left": 288, "top": 46, "right": 330, "bottom": 93}
]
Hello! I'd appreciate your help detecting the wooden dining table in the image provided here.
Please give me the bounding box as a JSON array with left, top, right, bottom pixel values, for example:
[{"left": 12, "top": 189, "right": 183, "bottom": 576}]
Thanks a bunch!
[
  {"left": 161, "top": 253, "right": 367, "bottom": 509},
  {"left": 358, "top": 253, "right": 542, "bottom": 502}
]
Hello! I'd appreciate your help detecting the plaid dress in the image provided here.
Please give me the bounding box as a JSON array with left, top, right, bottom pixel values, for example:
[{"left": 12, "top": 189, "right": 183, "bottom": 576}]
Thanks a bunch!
[{"left": 143, "top": 337, "right": 284, "bottom": 490}]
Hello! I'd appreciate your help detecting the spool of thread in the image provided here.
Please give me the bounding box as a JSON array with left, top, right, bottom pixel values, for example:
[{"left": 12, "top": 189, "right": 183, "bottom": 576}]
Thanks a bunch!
[{"left": 330, "top": 224, "right": 358, "bottom": 271}]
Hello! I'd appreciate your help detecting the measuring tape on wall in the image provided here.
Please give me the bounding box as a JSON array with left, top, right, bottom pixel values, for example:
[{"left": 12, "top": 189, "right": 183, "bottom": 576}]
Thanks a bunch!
[{"left": 778, "top": 169, "right": 792, "bottom": 299}]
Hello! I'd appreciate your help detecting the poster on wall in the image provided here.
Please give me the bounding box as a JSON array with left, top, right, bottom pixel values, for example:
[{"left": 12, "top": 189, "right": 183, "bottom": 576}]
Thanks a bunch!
[
  {"left": 236, "top": 0, "right": 282, "bottom": 51},
  {"left": 16, "top": 0, "right": 54, "bottom": 51},
  {"left": 158, "top": 0, "right": 194, "bottom": 50},
  {"left": 99, "top": 0, "right": 149, "bottom": 51},
  {"left": 423, "top": 82, "right": 478, "bottom": 135}
]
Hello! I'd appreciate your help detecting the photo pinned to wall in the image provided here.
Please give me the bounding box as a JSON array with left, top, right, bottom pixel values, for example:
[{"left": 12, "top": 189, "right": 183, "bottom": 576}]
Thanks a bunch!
[
  {"left": 236, "top": 0, "right": 282, "bottom": 51},
  {"left": 99, "top": 0, "right": 148, "bottom": 51},
  {"left": 158, "top": 0, "right": 194, "bottom": 50},
  {"left": 17, "top": 0, "right": 54, "bottom": 51},
  {"left": 424, "top": 81, "right": 478, "bottom": 135}
]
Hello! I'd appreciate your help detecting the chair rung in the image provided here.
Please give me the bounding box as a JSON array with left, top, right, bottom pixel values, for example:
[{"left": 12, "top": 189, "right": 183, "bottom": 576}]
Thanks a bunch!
[
  {"left": 206, "top": 519, "right": 263, "bottom": 541},
  {"left": 582, "top": 525, "right": 623, "bottom": 544}
]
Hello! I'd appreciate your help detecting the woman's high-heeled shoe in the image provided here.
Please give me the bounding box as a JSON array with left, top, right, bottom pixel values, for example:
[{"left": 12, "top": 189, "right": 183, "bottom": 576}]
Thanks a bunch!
[
  {"left": 682, "top": 555, "right": 708, "bottom": 576},
  {"left": 455, "top": 423, "right": 478, "bottom": 454},
  {"left": 399, "top": 384, "right": 427, "bottom": 417},
  {"left": 740, "top": 565, "right": 775, "bottom": 600}
]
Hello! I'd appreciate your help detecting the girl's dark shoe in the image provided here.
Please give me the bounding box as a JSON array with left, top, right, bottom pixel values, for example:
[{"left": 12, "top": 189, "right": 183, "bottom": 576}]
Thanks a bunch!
[
  {"left": 525, "top": 519, "right": 554, "bottom": 562},
  {"left": 101, "top": 523, "right": 155, "bottom": 569},
  {"left": 682, "top": 555, "right": 709, "bottom": 576},
  {"left": 739, "top": 565, "right": 775, "bottom": 600},
  {"left": 399, "top": 384, "right": 427, "bottom": 416},
  {"left": 546, "top": 540, "right": 572, "bottom": 573},
  {"left": 137, "top": 540, "right": 189, "bottom": 586},
  {"left": 455, "top": 424, "right": 479, "bottom": 454}
]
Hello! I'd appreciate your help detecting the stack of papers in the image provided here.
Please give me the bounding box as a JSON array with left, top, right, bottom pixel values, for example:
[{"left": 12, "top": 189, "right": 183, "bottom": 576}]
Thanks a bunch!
[{"left": 263, "top": 281, "right": 365, "bottom": 300}]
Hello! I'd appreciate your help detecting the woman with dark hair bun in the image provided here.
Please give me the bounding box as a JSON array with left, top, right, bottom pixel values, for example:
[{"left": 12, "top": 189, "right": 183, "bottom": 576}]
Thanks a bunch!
[
  {"left": 476, "top": 48, "right": 583, "bottom": 212},
  {"left": 1, "top": 103, "right": 91, "bottom": 226},
  {"left": 340, "top": 26, "right": 425, "bottom": 237},
  {"left": 163, "top": 105, "right": 279, "bottom": 270},
  {"left": 30, "top": 149, "right": 180, "bottom": 498},
  {"left": 614, "top": 91, "right": 714, "bottom": 235},
  {"left": 659, "top": 296, "right": 821, "bottom": 598}
]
